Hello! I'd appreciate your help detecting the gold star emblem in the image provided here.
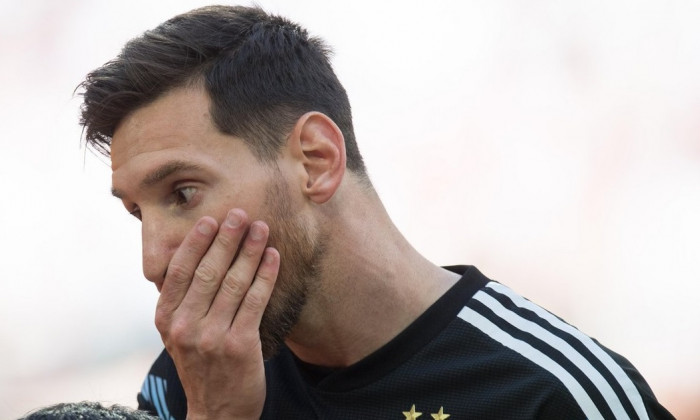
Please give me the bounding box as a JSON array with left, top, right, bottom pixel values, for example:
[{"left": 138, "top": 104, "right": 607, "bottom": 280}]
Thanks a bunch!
[
  {"left": 403, "top": 404, "right": 422, "bottom": 419},
  {"left": 431, "top": 407, "right": 450, "bottom": 420}
]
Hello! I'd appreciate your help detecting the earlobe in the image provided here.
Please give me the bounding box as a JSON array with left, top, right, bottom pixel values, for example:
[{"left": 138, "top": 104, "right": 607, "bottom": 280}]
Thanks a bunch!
[{"left": 291, "top": 112, "right": 346, "bottom": 204}]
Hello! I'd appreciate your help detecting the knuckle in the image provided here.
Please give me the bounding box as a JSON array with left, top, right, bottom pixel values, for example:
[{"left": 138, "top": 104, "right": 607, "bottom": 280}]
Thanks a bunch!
[
  {"left": 167, "top": 263, "right": 191, "bottom": 284},
  {"left": 220, "top": 271, "right": 247, "bottom": 299},
  {"left": 255, "top": 269, "right": 276, "bottom": 284},
  {"left": 227, "top": 326, "right": 259, "bottom": 351},
  {"left": 194, "top": 262, "right": 218, "bottom": 284},
  {"left": 224, "top": 338, "right": 250, "bottom": 356},
  {"left": 215, "top": 231, "right": 236, "bottom": 249},
  {"left": 241, "top": 244, "right": 259, "bottom": 259},
  {"left": 169, "top": 317, "right": 192, "bottom": 343},
  {"left": 221, "top": 339, "right": 242, "bottom": 356},
  {"left": 197, "top": 330, "right": 220, "bottom": 354},
  {"left": 154, "top": 311, "right": 169, "bottom": 333},
  {"left": 243, "top": 290, "right": 265, "bottom": 312}
]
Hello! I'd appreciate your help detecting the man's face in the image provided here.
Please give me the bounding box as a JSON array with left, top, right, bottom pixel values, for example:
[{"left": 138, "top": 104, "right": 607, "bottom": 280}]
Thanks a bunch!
[{"left": 110, "top": 86, "right": 322, "bottom": 357}]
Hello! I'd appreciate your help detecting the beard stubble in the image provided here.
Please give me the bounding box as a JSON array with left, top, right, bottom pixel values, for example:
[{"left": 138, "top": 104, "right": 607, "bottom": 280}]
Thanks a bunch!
[{"left": 257, "top": 176, "right": 325, "bottom": 359}]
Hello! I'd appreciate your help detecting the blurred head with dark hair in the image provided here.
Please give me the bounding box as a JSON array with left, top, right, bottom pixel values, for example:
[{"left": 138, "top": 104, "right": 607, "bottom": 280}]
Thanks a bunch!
[{"left": 19, "top": 401, "right": 157, "bottom": 420}]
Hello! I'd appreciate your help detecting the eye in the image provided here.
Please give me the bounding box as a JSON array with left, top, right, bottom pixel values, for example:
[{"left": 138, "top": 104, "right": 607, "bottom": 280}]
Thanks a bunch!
[{"left": 174, "top": 186, "right": 197, "bottom": 206}]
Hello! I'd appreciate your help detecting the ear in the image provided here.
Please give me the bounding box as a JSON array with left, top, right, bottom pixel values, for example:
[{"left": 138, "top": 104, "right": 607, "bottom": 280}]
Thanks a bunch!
[{"left": 288, "top": 112, "right": 346, "bottom": 204}]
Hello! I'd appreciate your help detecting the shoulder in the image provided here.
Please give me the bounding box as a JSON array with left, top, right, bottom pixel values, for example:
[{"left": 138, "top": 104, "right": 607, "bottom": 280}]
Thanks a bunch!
[{"left": 455, "top": 278, "right": 674, "bottom": 419}]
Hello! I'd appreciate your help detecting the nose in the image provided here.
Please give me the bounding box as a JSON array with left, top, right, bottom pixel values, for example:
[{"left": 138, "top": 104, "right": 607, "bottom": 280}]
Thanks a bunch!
[{"left": 141, "top": 214, "right": 181, "bottom": 288}]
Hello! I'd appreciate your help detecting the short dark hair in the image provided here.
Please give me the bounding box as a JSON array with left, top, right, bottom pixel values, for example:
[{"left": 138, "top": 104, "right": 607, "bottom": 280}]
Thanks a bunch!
[
  {"left": 78, "top": 5, "right": 367, "bottom": 177},
  {"left": 19, "top": 401, "right": 157, "bottom": 419}
]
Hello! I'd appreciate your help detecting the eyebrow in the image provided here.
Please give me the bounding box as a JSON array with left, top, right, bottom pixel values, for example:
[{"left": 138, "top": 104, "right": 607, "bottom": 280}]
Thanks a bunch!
[{"left": 111, "top": 160, "right": 203, "bottom": 199}]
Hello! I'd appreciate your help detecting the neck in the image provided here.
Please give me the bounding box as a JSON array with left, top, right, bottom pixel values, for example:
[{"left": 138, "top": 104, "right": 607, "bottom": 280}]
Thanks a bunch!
[{"left": 284, "top": 185, "right": 459, "bottom": 367}]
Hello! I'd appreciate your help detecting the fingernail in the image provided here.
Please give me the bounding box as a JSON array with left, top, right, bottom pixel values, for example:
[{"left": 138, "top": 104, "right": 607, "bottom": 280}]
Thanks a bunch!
[
  {"left": 250, "top": 222, "right": 265, "bottom": 241},
  {"left": 226, "top": 210, "right": 242, "bottom": 228},
  {"left": 264, "top": 249, "right": 277, "bottom": 264},
  {"left": 197, "top": 220, "right": 213, "bottom": 235}
]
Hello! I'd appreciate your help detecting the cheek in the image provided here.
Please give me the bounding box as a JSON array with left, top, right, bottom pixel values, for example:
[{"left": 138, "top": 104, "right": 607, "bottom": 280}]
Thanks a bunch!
[
  {"left": 201, "top": 192, "right": 241, "bottom": 225},
  {"left": 209, "top": 180, "right": 273, "bottom": 223}
]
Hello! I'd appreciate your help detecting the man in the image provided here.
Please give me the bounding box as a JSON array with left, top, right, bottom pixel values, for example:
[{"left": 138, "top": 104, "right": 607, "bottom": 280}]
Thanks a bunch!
[{"left": 78, "top": 5, "right": 673, "bottom": 420}]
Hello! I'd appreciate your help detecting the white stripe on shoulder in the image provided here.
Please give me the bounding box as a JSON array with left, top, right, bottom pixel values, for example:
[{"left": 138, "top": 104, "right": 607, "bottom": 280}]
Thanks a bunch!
[
  {"left": 458, "top": 306, "right": 604, "bottom": 419},
  {"left": 155, "top": 376, "right": 173, "bottom": 420},
  {"left": 474, "top": 290, "right": 630, "bottom": 419},
  {"left": 148, "top": 375, "right": 165, "bottom": 420},
  {"left": 485, "top": 281, "right": 649, "bottom": 420},
  {"left": 140, "top": 376, "right": 152, "bottom": 404}
]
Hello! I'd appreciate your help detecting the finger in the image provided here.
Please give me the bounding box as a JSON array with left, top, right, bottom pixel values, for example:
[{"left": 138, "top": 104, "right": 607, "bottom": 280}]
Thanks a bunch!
[
  {"left": 229, "top": 246, "right": 280, "bottom": 331},
  {"left": 208, "top": 221, "right": 270, "bottom": 324},
  {"left": 156, "top": 217, "right": 218, "bottom": 324},
  {"left": 179, "top": 209, "right": 249, "bottom": 318}
]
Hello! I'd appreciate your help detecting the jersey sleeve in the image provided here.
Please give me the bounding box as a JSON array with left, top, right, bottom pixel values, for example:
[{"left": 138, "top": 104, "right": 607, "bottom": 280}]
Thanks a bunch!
[{"left": 136, "top": 349, "right": 188, "bottom": 420}]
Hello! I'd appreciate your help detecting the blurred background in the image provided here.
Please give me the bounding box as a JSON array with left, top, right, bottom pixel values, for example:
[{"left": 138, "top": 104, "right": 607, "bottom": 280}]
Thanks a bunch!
[{"left": 1, "top": 0, "right": 698, "bottom": 418}]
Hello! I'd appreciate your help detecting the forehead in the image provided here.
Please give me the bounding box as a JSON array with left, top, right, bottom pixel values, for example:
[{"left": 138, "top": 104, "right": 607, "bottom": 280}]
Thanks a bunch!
[{"left": 110, "top": 86, "right": 218, "bottom": 171}]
